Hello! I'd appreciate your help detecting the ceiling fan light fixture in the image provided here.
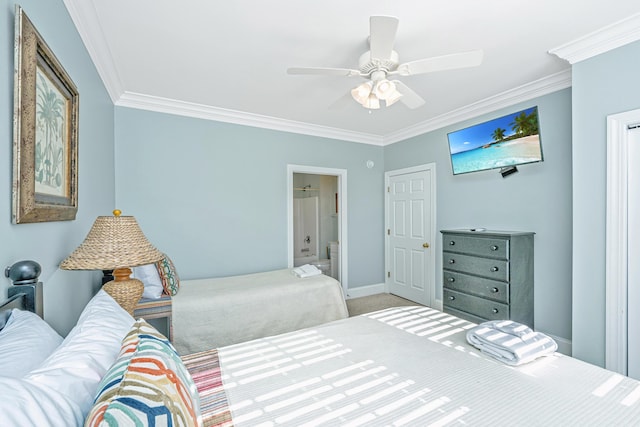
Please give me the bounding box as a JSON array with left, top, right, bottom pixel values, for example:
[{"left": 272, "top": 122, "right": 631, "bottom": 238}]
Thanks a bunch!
[
  {"left": 373, "top": 79, "right": 395, "bottom": 99},
  {"left": 363, "top": 93, "right": 380, "bottom": 109},
  {"left": 351, "top": 81, "right": 374, "bottom": 105}
]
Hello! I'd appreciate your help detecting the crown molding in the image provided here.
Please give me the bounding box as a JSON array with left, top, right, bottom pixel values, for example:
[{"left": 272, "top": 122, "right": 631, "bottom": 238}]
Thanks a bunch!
[
  {"left": 116, "top": 92, "right": 385, "bottom": 146},
  {"left": 549, "top": 13, "right": 640, "bottom": 64},
  {"left": 382, "top": 69, "right": 572, "bottom": 145},
  {"left": 63, "top": 0, "right": 123, "bottom": 102},
  {"left": 116, "top": 67, "right": 571, "bottom": 148}
]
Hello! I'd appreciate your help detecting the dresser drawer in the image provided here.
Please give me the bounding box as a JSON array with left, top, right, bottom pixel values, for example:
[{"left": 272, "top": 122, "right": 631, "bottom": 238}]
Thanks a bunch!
[
  {"left": 443, "top": 306, "right": 488, "bottom": 325},
  {"left": 444, "top": 289, "right": 509, "bottom": 321},
  {"left": 443, "top": 253, "right": 509, "bottom": 281},
  {"left": 442, "top": 271, "right": 508, "bottom": 303},
  {"left": 442, "top": 234, "right": 509, "bottom": 259}
]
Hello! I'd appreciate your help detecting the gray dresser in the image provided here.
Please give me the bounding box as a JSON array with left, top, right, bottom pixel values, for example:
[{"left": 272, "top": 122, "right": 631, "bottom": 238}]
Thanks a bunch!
[{"left": 441, "top": 229, "right": 534, "bottom": 328}]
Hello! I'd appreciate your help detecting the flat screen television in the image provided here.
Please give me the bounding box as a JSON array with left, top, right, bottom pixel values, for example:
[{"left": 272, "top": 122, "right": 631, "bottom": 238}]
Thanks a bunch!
[{"left": 447, "top": 106, "right": 543, "bottom": 175}]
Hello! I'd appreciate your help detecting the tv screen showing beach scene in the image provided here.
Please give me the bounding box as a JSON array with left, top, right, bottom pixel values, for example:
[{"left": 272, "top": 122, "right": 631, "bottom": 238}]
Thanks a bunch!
[{"left": 447, "top": 106, "right": 543, "bottom": 175}]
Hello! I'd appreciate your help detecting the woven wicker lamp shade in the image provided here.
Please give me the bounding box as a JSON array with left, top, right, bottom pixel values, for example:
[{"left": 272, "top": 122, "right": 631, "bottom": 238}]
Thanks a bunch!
[{"left": 60, "top": 210, "right": 164, "bottom": 314}]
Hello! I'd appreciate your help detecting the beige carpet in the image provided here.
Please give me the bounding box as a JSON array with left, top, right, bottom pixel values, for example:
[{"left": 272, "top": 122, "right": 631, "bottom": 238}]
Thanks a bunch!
[{"left": 346, "top": 293, "right": 423, "bottom": 317}]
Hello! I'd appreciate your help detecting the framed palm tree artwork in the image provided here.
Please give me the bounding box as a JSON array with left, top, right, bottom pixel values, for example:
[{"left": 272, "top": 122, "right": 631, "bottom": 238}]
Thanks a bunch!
[{"left": 12, "top": 5, "right": 79, "bottom": 223}]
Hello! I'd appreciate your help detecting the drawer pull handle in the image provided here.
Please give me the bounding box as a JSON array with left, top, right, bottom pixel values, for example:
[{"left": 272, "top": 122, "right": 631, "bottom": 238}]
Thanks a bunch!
[
  {"left": 491, "top": 266, "right": 499, "bottom": 272},
  {"left": 449, "top": 296, "right": 455, "bottom": 301},
  {"left": 491, "top": 245, "right": 499, "bottom": 251},
  {"left": 492, "top": 308, "right": 499, "bottom": 314},
  {"left": 491, "top": 287, "right": 499, "bottom": 293},
  {"left": 449, "top": 259, "right": 455, "bottom": 264},
  {"left": 449, "top": 240, "right": 456, "bottom": 246},
  {"left": 448, "top": 277, "right": 455, "bottom": 283}
]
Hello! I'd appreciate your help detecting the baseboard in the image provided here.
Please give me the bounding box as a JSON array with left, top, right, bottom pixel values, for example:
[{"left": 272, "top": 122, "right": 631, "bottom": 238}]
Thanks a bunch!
[
  {"left": 345, "top": 283, "right": 385, "bottom": 299},
  {"left": 545, "top": 332, "right": 572, "bottom": 356}
]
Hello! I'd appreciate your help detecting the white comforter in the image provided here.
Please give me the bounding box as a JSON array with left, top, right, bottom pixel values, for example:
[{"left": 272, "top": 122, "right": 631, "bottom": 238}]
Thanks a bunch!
[
  {"left": 172, "top": 269, "right": 348, "bottom": 355},
  {"left": 218, "top": 306, "right": 640, "bottom": 426}
]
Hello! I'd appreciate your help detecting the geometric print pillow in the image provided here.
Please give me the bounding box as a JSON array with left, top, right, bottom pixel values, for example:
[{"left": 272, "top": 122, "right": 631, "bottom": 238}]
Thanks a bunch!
[
  {"left": 156, "top": 255, "right": 180, "bottom": 296},
  {"left": 84, "top": 319, "right": 201, "bottom": 427}
]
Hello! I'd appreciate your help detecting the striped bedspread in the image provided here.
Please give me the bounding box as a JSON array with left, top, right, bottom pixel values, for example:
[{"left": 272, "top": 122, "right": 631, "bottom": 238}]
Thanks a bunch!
[
  {"left": 212, "top": 306, "right": 640, "bottom": 426},
  {"left": 182, "top": 349, "right": 233, "bottom": 427}
]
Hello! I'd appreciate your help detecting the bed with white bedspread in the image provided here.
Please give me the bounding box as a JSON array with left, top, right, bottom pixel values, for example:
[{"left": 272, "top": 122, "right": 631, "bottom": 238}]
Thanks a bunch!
[
  {"left": 172, "top": 268, "right": 348, "bottom": 355},
  {"left": 2, "top": 290, "right": 640, "bottom": 426},
  {"left": 213, "top": 305, "right": 640, "bottom": 426}
]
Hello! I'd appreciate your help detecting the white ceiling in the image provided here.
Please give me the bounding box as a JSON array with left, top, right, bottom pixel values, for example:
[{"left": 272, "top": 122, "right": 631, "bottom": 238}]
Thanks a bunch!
[{"left": 63, "top": 1, "right": 640, "bottom": 145}]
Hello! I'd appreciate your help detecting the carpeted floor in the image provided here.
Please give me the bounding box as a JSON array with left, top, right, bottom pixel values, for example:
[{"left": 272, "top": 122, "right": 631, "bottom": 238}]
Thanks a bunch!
[{"left": 346, "top": 293, "right": 423, "bottom": 317}]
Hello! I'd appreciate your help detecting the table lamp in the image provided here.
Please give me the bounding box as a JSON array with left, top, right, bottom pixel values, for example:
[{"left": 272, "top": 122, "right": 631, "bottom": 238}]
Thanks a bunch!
[{"left": 60, "top": 210, "right": 164, "bottom": 315}]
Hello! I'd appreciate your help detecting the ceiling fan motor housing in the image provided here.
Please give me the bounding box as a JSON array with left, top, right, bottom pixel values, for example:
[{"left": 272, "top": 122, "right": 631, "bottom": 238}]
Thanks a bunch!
[{"left": 358, "top": 50, "right": 399, "bottom": 77}]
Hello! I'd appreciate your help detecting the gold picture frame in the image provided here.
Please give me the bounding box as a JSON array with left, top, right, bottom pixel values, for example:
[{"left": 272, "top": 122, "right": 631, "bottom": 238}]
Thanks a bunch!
[{"left": 12, "top": 6, "right": 79, "bottom": 224}]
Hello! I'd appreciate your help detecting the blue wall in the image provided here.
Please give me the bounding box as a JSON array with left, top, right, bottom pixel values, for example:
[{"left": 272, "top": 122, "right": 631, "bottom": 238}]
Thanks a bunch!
[
  {"left": 114, "top": 108, "right": 385, "bottom": 288},
  {"left": 572, "top": 40, "right": 640, "bottom": 366},
  {"left": 385, "top": 89, "right": 573, "bottom": 342},
  {"left": 114, "top": 90, "right": 573, "bottom": 343},
  {"left": 0, "top": 0, "right": 115, "bottom": 335}
]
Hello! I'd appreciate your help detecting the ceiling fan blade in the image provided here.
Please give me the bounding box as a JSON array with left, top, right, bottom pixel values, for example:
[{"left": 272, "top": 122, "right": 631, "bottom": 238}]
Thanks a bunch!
[
  {"left": 369, "top": 16, "right": 399, "bottom": 61},
  {"left": 392, "top": 80, "right": 426, "bottom": 109},
  {"left": 394, "top": 49, "right": 484, "bottom": 76},
  {"left": 328, "top": 92, "right": 355, "bottom": 110},
  {"left": 287, "top": 67, "right": 362, "bottom": 77}
]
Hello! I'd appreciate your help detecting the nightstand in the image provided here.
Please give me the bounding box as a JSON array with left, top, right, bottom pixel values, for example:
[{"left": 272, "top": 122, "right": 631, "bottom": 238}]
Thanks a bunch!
[{"left": 133, "top": 295, "right": 173, "bottom": 341}]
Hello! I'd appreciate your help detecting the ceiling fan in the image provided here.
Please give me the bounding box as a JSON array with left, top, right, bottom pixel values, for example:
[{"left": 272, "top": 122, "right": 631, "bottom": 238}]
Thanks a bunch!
[{"left": 287, "top": 16, "right": 483, "bottom": 110}]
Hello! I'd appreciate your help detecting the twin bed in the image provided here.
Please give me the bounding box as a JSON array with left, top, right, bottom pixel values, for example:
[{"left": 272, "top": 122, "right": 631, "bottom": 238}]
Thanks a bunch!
[
  {"left": 2, "top": 271, "right": 640, "bottom": 426},
  {"left": 173, "top": 269, "right": 349, "bottom": 354}
]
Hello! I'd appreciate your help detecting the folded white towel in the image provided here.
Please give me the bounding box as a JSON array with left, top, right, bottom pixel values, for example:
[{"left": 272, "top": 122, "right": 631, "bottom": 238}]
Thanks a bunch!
[
  {"left": 292, "top": 264, "right": 322, "bottom": 278},
  {"left": 466, "top": 320, "right": 557, "bottom": 366}
]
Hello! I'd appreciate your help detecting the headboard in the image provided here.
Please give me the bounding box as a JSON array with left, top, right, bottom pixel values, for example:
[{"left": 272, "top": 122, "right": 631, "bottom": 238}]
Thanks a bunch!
[
  {"left": 4, "top": 260, "right": 43, "bottom": 319},
  {"left": 6, "top": 283, "right": 42, "bottom": 318},
  {"left": 0, "top": 292, "right": 31, "bottom": 329}
]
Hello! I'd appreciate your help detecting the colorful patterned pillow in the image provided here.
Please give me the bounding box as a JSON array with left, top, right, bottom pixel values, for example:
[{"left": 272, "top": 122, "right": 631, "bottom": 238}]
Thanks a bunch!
[
  {"left": 85, "top": 319, "right": 201, "bottom": 427},
  {"left": 156, "top": 255, "right": 180, "bottom": 296}
]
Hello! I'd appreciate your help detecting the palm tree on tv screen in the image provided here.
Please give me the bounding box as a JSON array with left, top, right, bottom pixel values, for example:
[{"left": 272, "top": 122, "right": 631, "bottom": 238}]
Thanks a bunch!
[{"left": 492, "top": 127, "right": 506, "bottom": 142}]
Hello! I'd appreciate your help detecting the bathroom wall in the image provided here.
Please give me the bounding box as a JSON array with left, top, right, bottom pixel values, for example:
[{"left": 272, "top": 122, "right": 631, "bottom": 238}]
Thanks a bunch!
[
  {"left": 293, "top": 197, "right": 318, "bottom": 261},
  {"left": 319, "top": 175, "right": 339, "bottom": 260},
  {"left": 293, "top": 174, "right": 338, "bottom": 261}
]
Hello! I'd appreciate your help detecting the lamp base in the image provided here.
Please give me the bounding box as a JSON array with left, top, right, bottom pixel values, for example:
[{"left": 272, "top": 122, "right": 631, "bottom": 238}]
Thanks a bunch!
[{"left": 102, "top": 268, "right": 143, "bottom": 315}]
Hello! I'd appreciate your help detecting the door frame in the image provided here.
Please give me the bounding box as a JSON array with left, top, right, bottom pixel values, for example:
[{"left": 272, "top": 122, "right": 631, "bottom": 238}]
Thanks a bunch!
[
  {"left": 605, "top": 108, "right": 640, "bottom": 374},
  {"left": 287, "top": 164, "right": 348, "bottom": 294},
  {"left": 384, "top": 163, "right": 437, "bottom": 307}
]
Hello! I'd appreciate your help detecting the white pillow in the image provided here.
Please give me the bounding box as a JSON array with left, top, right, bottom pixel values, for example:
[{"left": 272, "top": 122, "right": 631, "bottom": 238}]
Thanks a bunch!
[
  {"left": 133, "top": 263, "right": 164, "bottom": 299},
  {"left": 24, "top": 290, "right": 135, "bottom": 420},
  {"left": 0, "top": 309, "right": 63, "bottom": 378},
  {"left": 0, "top": 377, "right": 84, "bottom": 426}
]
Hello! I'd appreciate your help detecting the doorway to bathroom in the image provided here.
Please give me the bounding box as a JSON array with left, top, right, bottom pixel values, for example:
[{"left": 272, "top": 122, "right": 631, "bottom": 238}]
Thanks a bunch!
[{"left": 287, "top": 165, "right": 347, "bottom": 294}]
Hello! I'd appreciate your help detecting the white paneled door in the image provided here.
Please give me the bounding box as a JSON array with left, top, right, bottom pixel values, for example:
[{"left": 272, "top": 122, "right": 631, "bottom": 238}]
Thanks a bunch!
[{"left": 386, "top": 165, "right": 435, "bottom": 306}]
